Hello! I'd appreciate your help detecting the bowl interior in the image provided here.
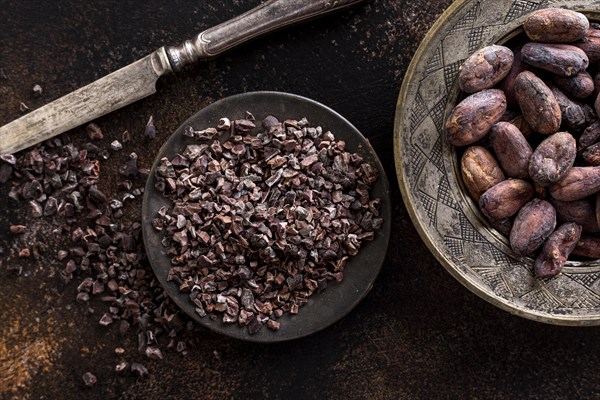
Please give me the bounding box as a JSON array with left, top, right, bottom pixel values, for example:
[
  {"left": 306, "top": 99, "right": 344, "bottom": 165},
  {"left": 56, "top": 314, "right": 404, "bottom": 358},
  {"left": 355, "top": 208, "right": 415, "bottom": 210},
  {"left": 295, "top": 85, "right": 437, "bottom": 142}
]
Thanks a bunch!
[{"left": 443, "top": 13, "right": 600, "bottom": 272}]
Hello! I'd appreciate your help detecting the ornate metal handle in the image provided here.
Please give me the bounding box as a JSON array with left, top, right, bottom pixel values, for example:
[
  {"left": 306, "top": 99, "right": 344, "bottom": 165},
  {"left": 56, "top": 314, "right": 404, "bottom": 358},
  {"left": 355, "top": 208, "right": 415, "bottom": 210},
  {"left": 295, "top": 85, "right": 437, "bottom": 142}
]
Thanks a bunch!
[{"left": 165, "top": 0, "right": 366, "bottom": 71}]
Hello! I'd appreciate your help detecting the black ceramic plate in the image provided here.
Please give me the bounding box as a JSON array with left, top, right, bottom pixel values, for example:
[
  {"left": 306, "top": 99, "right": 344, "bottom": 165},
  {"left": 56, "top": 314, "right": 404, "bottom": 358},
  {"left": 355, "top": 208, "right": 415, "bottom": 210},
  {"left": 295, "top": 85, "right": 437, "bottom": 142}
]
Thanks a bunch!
[{"left": 142, "top": 91, "right": 391, "bottom": 342}]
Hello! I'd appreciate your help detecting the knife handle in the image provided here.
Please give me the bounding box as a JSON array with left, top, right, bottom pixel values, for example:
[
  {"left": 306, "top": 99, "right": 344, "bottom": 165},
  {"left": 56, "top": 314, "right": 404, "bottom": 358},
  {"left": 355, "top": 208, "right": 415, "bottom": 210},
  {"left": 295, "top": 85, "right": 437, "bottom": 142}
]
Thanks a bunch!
[{"left": 165, "top": 0, "right": 366, "bottom": 71}]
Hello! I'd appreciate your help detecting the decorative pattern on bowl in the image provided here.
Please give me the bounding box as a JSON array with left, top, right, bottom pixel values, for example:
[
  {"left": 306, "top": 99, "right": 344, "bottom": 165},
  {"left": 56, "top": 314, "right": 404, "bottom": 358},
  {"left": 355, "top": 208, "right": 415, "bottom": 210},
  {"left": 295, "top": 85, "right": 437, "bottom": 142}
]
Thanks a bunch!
[{"left": 395, "top": 0, "right": 600, "bottom": 325}]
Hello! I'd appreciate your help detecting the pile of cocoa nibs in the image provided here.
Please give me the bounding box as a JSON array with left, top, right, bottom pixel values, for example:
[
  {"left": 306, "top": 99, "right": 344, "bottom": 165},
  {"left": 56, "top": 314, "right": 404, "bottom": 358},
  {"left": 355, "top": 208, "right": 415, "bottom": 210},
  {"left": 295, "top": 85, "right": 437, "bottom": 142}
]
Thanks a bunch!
[
  {"left": 447, "top": 8, "right": 600, "bottom": 278},
  {"left": 2, "top": 123, "right": 192, "bottom": 379},
  {"left": 153, "top": 114, "right": 382, "bottom": 334}
]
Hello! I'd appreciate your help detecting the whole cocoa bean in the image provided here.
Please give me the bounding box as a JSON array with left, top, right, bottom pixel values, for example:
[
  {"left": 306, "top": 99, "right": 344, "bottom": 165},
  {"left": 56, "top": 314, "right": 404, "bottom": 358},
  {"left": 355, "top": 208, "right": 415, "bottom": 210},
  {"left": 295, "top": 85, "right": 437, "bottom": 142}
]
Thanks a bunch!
[
  {"left": 595, "top": 91, "right": 600, "bottom": 119},
  {"left": 489, "top": 122, "right": 533, "bottom": 179},
  {"left": 575, "top": 28, "right": 600, "bottom": 65},
  {"left": 572, "top": 235, "right": 600, "bottom": 258},
  {"left": 582, "top": 142, "right": 600, "bottom": 166},
  {"left": 529, "top": 131, "right": 576, "bottom": 185},
  {"left": 524, "top": 8, "right": 589, "bottom": 43},
  {"left": 458, "top": 45, "right": 514, "bottom": 93},
  {"left": 579, "top": 120, "right": 600, "bottom": 150},
  {"left": 446, "top": 89, "right": 507, "bottom": 146},
  {"left": 549, "top": 85, "right": 588, "bottom": 131},
  {"left": 461, "top": 146, "right": 505, "bottom": 202},
  {"left": 549, "top": 166, "right": 600, "bottom": 201},
  {"left": 521, "top": 43, "right": 589, "bottom": 77},
  {"left": 553, "top": 71, "right": 594, "bottom": 99},
  {"left": 534, "top": 222, "right": 582, "bottom": 278},
  {"left": 510, "top": 199, "right": 556, "bottom": 256},
  {"left": 479, "top": 179, "right": 534, "bottom": 220},
  {"left": 550, "top": 197, "right": 600, "bottom": 233},
  {"left": 514, "top": 71, "right": 561, "bottom": 134}
]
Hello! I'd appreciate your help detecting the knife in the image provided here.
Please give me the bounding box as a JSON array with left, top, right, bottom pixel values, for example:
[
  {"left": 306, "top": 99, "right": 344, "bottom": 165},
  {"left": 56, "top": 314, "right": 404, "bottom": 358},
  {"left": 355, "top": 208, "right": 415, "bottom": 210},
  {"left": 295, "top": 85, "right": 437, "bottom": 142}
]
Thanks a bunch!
[{"left": 0, "top": 0, "right": 366, "bottom": 155}]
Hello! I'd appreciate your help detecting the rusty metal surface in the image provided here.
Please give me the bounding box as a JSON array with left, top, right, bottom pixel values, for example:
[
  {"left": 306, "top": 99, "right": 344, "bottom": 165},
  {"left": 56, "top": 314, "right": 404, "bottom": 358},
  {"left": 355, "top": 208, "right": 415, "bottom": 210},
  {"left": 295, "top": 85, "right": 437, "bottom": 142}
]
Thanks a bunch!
[{"left": 2, "top": 0, "right": 600, "bottom": 399}]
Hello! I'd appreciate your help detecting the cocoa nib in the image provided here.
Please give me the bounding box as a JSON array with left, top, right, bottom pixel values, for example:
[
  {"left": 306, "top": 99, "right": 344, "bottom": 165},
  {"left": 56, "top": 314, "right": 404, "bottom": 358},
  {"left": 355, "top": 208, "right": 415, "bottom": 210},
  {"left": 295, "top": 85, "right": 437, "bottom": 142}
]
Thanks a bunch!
[
  {"left": 86, "top": 123, "right": 103, "bottom": 140},
  {"left": 82, "top": 372, "right": 97, "bottom": 387}
]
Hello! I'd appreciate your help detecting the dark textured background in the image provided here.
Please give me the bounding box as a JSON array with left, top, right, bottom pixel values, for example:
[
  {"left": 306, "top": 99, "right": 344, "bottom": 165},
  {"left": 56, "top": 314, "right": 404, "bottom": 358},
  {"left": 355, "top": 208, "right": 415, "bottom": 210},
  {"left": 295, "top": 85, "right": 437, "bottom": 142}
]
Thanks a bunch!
[{"left": 2, "top": 1, "right": 600, "bottom": 399}]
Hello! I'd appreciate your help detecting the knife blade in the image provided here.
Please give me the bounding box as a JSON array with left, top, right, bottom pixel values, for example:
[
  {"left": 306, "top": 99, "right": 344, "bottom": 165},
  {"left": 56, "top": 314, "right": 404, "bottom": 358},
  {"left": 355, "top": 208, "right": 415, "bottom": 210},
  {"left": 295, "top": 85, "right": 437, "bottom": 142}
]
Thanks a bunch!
[{"left": 0, "top": 0, "right": 366, "bottom": 155}]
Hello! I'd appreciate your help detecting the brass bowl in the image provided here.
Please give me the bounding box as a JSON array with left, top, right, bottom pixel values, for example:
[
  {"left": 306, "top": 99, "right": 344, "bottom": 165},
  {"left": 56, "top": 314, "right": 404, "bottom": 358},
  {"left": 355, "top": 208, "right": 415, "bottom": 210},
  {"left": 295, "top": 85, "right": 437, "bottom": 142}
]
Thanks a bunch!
[
  {"left": 394, "top": 0, "right": 600, "bottom": 325},
  {"left": 143, "top": 91, "right": 392, "bottom": 341}
]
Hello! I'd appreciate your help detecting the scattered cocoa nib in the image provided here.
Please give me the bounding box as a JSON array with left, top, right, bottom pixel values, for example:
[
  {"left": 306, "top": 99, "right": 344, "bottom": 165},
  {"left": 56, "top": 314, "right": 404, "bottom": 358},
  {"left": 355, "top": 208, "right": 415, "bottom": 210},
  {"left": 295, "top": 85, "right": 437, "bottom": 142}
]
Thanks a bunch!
[
  {"left": 99, "top": 313, "right": 114, "bottom": 326},
  {"left": 111, "top": 140, "right": 123, "bottom": 151},
  {"left": 145, "top": 346, "right": 163, "bottom": 360},
  {"left": 32, "top": 84, "right": 43, "bottom": 97},
  {"left": 119, "top": 154, "right": 139, "bottom": 177},
  {"left": 86, "top": 123, "right": 104, "bottom": 140},
  {"left": 82, "top": 372, "right": 97, "bottom": 387},
  {"left": 115, "top": 362, "right": 129, "bottom": 373},
  {"left": 9, "top": 225, "right": 27, "bottom": 233},
  {"left": 18, "top": 248, "right": 31, "bottom": 258},
  {"left": 0, "top": 153, "right": 16, "bottom": 164},
  {"left": 2, "top": 120, "right": 193, "bottom": 379},
  {"left": 145, "top": 115, "right": 156, "bottom": 139},
  {"left": 156, "top": 114, "right": 383, "bottom": 334},
  {"left": 267, "top": 319, "right": 281, "bottom": 331},
  {"left": 130, "top": 362, "right": 149, "bottom": 378}
]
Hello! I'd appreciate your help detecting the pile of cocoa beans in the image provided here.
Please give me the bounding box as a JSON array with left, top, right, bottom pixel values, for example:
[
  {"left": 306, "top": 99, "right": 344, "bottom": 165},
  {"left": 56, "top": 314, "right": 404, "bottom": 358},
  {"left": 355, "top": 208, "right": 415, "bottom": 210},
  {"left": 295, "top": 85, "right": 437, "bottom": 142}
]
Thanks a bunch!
[{"left": 446, "top": 8, "right": 600, "bottom": 278}]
